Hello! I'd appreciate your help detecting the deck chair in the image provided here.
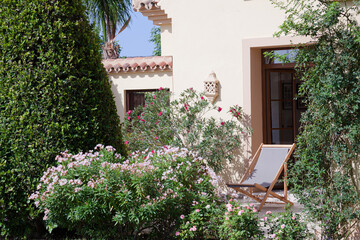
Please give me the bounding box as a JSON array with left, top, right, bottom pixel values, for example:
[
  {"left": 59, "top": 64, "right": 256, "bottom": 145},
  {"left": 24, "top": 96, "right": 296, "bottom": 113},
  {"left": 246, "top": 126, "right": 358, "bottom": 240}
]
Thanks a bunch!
[{"left": 227, "top": 144, "right": 296, "bottom": 211}]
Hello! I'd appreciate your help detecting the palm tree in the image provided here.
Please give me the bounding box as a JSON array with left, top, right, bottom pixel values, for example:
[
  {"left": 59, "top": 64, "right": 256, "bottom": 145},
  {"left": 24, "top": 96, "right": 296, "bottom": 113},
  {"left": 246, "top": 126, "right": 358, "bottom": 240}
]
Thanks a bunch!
[{"left": 83, "top": 0, "right": 132, "bottom": 58}]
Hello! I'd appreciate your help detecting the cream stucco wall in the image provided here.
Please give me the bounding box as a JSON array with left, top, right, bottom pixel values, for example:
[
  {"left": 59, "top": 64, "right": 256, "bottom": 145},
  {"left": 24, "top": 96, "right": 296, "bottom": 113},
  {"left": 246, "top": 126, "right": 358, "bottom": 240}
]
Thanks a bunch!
[
  {"left": 159, "top": 1, "right": 308, "bottom": 139},
  {"left": 160, "top": 24, "right": 173, "bottom": 56},
  {"left": 162, "top": 0, "right": 298, "bottom": 109},
  {"left": 109, "top": 71, "right": 173, "bottom": 121},
  {"left": 153, "top": 0, "right": 313, "bottom": 183}
]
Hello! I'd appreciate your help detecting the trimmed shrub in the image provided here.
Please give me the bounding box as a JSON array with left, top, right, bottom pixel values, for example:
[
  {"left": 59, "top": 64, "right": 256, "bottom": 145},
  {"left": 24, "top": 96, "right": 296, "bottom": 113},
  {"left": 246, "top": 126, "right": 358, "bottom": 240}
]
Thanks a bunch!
[
  {"left": 0, "top": 0, "right": 125, "bottom": 237},
  {"left": 31, "top": 145, "right": 220, "bottom": 239}
]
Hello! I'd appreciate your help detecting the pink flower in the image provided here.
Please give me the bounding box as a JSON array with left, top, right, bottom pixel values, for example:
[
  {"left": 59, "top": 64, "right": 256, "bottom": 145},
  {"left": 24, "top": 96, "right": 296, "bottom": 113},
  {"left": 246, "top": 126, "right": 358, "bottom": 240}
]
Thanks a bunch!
[
  {"left": 151, "top": 102, "right": 154, "bottom": 105},
  {"left": 281, "top": 224, "right": 285, "bottom": 229},
  {"left": 264, "top": 217, "right": 268, "bottom": 221},
  {"left": 158, "top": 112, "right": 162, "bottom": 117},
  {"left": 271, "top": 234, "right": 276, "bottom": 238},
  {"left": 221, "top": 122, "right": 225, "bottom": 126},
  {"left": 59, "top": 179, "right": 67, "bottom": 186},
  {"left": 180, "top": 215, "right": 185, "bottom": 219},
  {"left": 175, "top": 232, "right": 180, "bottom": 236},
  {"left": 155, "top": 136, "right": 159, "bottom": 140},
  {"left": 144, "top": 104, "right": 147, "bottom": 108},
  {"left": 253, "top": 208, "right": 257, "bottom": 212},
  {"left": 159, "top": 87, "right": 163, "bottom": 91},
  {"left": 266, "top": 211, "right": 272, "bottom": 215},
  {"left": 225, "top": 217, "right": 229, "bottom": 220},
  {"left": 126, "top": 110, "right": 131, "bottom": 115},
  {"left": 124, "top": 141, "right": 128, "bottom": 145},
  {"left": 153, "top": 95, "right": 156, "bottom": 99},
  {"left": 292, "top": 216, "right": 296, "bottom": 220},
  {"left": 195, "top": 209, "right": 200, "bottom": 213},
  {"left": 201, "top": 96, "right": 204, "bottom": 100},
  {"left": 127, "top": 116, "right": 131, "bottom": 120},
  {"left": 218, "top": 107, "right": 222, "bottom": 112}
]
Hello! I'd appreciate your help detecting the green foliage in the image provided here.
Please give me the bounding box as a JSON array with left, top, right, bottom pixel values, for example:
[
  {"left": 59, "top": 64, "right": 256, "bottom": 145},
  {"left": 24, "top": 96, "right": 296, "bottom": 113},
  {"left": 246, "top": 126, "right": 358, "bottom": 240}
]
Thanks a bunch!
[
  {"left": 31, "top": 145, "right": 220, "bottom": 239},
  {"left": 82, "top": 0, "right": 132, "bottom": 42},
  {"left": 0, "top": 0, "right": 125, "bottom": 237},
  {"left": 176, "top": 201, "right": 223, "bottom": 239},
  {"left": 123, "top": 88, "right": 251, "bottom": 172},
  {"left": 272, "top": 0, "right": 360, "bottom": 238},
  {"left": 218, "top": 202, "right": 263, "bottom": 240},
  {"left": 263, "top": 208, "right": 310, "bottom": 239},
  {"left": 150, "top": 26, "right": 161, "bottom": 56}
]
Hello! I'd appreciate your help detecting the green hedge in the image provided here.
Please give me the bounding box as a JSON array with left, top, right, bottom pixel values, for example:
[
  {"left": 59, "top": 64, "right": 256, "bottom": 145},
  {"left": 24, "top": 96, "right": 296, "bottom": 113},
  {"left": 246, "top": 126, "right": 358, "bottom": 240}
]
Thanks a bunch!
[{"left": 0, "top": 0, "right": 125, "bottom": 237}]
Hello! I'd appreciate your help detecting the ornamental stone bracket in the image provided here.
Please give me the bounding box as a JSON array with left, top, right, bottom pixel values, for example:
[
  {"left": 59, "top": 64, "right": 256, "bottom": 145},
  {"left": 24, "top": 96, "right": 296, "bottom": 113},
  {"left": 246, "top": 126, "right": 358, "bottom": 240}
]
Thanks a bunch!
[
  {"left": 133, "top": 0, "right": 172, "bottom": 26},
  {"left": 204, "top": 72, "right": 220, "bottom": 104}
]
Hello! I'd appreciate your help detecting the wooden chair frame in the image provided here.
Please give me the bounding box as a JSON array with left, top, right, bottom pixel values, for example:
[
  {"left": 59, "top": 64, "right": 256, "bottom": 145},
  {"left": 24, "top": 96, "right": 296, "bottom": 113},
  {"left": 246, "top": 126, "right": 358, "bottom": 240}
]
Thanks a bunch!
[{"left": 227, "top": 143, "right": 296, "bottom": 211}]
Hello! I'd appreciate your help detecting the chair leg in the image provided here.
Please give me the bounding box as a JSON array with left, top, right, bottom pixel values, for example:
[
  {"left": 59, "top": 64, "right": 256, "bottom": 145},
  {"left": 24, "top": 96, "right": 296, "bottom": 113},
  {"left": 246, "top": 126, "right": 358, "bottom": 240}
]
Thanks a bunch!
[
  {"left": 235, "top": 188, "right": 262, "bottom": 203},
  {"left": 254, "top": 183, "right": 293, "bottom": 211},
  {"left": 284, "top": 163, "right": 288, "bottom": 200}
]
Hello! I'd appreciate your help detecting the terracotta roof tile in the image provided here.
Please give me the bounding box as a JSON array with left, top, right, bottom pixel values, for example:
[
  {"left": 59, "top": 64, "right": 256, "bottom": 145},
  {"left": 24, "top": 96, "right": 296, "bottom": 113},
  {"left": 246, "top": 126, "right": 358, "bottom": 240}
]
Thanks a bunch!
[{"left": 103, "top": 56, "right": 173, "bottom": 73}]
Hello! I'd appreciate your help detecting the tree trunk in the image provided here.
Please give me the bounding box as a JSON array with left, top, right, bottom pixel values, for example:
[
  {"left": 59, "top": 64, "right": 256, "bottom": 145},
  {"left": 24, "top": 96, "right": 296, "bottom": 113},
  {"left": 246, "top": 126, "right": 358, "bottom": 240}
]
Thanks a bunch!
[{"left": 102, "top": 0, "right": 118, "bottom": 59}]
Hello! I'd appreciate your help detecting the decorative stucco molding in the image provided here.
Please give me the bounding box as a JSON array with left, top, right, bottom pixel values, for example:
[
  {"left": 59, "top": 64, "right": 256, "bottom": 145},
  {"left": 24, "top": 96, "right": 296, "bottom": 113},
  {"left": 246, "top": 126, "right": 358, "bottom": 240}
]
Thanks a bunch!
[
  {"left": 204, "top": 72, "right": 220, "bottom": 103},
  {"left": 102, "top": 56, "right": 173, "bottom": 73},
  {"left": 133, "top": 0, "right": 171, "bottom": 26},
  {"left": 133, "top": 0, "right": 158, "bottom": 10}
]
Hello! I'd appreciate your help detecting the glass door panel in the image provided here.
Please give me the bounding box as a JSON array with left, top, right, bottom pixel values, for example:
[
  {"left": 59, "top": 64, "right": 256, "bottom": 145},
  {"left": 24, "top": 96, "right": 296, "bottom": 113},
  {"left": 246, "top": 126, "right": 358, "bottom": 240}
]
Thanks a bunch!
[{"left": 265, "top": 70, "right": 303, "bottom": 144}]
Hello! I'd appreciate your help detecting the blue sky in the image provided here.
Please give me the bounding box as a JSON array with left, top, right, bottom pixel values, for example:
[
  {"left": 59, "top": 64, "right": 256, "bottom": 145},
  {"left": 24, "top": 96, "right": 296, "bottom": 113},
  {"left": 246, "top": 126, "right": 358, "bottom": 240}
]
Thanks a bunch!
[{"left": 115, "top": 10, "right": 156, "bottom": 57}]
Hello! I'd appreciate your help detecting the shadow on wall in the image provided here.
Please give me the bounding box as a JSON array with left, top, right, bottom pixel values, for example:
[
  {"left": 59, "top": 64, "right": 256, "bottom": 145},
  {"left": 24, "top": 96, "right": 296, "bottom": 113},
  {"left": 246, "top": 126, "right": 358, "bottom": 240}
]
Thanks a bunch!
[
  {"left": 218, "top": 111, "right": 253, "bottom": 193},
  {"left": 110, "top": 81, "right": 124, "bottom": 121},
  {"left": 111, "top": 72, "right": 172, "bottom": 80}
]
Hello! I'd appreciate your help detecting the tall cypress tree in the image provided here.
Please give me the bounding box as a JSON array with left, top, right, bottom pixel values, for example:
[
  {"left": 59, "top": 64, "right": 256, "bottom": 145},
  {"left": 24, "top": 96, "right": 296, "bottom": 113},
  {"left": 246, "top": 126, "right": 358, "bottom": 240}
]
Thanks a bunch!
[{"left": 0, "top": 0, "right": 126, "bottom": 237}]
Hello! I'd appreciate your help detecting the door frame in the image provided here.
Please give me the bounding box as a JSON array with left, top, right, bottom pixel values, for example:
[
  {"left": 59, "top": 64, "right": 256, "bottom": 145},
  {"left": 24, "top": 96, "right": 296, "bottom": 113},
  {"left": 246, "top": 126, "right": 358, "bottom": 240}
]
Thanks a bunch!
[{"left": 261, "top": 48, "right": 297, "bottom": 144}]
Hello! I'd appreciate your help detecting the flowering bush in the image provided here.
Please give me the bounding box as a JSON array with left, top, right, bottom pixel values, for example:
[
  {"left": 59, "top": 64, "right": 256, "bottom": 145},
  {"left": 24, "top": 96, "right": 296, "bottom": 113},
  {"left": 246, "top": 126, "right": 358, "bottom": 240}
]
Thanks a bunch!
[
  {"left": 263, "top": 208, "right": 310, "bottom": 240},
  {"left": 30, "top": 145, "right": 220, "bottom": 239},
  {"left": 218, "top": 200, "right": 263, "bottom": 240},
  {"left": 175, "top": 201, "right": 223, "bottom": 239},
  {"left": 123, "top": 88, "right": 251, "bottom": 172}
]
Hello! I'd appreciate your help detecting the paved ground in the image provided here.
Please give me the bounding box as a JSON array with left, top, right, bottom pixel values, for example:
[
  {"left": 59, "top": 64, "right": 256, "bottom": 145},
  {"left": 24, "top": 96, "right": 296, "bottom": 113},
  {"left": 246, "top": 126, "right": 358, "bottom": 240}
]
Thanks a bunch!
[{"left": 238, "top": 192, "right": 304, "bottom": 216}]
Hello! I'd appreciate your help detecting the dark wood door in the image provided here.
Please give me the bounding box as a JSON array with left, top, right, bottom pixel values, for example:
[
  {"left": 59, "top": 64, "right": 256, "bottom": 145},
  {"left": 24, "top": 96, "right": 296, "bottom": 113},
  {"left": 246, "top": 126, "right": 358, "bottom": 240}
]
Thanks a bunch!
[{"left": 264, "top": 70, "right": 306, "bottom": 144}]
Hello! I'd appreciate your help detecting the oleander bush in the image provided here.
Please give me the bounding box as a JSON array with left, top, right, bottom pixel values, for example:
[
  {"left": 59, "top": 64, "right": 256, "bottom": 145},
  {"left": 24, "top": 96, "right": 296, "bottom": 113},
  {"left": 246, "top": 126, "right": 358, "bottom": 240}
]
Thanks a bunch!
[
  {"left": 175, "top": 199, "right": 311, "bottom": 240},
  {"left": 0, "top": 0, "right": 125, "bottom": 237},
  {"left": 175, "top": 200, "right": 223, "bottom": 239},
  {"left": 263, "top": 208, "right": 310, "bottom": 240},
  {"left": 217, "top": 201, "right": 263, "bottom": 240},
  {"left": 123, "top": 88, "right": 251, "bottom": 173},
  {"left": 30, "top": 145, "right": 221, "bottom": 239}
]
